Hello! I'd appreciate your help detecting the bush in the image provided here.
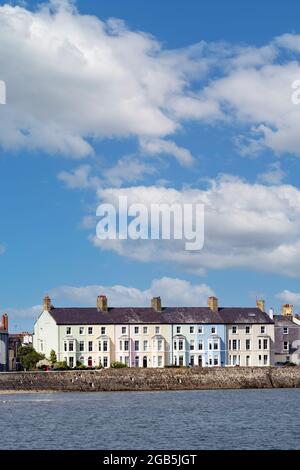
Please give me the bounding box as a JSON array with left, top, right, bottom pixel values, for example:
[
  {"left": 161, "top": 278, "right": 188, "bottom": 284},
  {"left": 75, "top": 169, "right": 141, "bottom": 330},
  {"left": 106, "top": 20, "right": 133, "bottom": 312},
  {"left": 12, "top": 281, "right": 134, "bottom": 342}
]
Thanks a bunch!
[
  {"left": 50, "top": 350, "right": 57, "bottom": 365},
  {"left": 17, "top": 345, "right": 45, "bottom": 370},
  {"left": 110, "top": 361, "right": 128, "bottom": 368},
  {"left": 53, "top": 361, "right": 69, "bottom": 370}
]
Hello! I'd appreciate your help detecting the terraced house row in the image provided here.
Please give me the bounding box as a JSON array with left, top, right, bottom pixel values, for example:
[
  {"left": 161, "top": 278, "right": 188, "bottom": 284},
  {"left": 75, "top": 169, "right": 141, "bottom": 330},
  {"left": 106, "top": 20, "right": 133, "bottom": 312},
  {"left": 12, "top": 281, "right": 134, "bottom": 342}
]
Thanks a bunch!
[{"left": 33, "top": 295, "right": 278, "bottom": 368}]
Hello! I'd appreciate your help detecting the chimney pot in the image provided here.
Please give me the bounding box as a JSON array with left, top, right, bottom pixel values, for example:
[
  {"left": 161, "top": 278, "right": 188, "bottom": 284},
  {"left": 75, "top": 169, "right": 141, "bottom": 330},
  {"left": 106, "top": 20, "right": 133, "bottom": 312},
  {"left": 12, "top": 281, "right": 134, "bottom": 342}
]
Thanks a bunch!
[
  {"left": 208, "top": 296, "right": 218, "bottom": 312},
  {"left": 256, "top": 299, "right": 265, "bottom": 312},
  {"left": 1, "top": 314, "right": 8, "bottom": 332},
  {"left": 282, "top": 303, "right": 293, "bottom": 317},
  {"left": 97, "top": 295, "right": 108, "bottom": 312},
  {"left": 43, "top": 295, "right": 52, "bottom": 312},
  {"left": 151, "top": 297, "right": 162, "bottom": 312}
]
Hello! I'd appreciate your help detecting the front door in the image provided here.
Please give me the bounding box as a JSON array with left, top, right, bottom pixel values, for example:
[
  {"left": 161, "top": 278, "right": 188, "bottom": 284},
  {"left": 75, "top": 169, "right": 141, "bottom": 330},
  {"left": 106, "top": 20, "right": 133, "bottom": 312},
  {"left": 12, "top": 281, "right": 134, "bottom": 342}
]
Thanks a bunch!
[
  {"left": 88, "top": 357, "right": 93, "bottom": 367},
  {"left": 143, "top": 356, "right": 147, "bottom": 368},
  {"left": 198, "top": 355, "right": 203, "bottom": 367}
]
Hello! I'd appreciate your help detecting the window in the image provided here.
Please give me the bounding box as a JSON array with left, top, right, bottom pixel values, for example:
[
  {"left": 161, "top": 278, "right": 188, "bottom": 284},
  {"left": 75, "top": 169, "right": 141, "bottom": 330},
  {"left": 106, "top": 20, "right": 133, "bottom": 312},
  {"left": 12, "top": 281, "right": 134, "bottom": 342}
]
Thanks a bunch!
[
  {"left": 232, "top": 339, "right": 238, "bottom": 351},
  {"left": 208, "top": 357, "right": 213, "bottom": 366},
  {"left": 125, "top": 356, "right": 129, "bottom": 366},
  {"left": 283, "top": 327, "right": 288, "bottom": 334},
  {"left": 258, "top": 339, "right": 262, "bottom": 350},
  {"left": 69, "top": 342, "right": 74, "bottom": 352},
  {"left": 284, "top": 341, "right": 289, "bottom": 351},
  {"left": 198, "top": 341, "right": 203, "bottom": 351},
  {"left": 157, "top": 339, "right": 162, "bottom": 351},
  {"left": 66, "top": 327, "right": 72, "bottom": 335},
  {"left": 173, "top": 341, "right": 177, "bottom": 350},
  {"left": 190, "top": 340, "right": 195, "bottom": 351},
  {"left": 176, "top": 326, "right": 181, "bottom": 334},
  {"left": 263, "top": 339, "right": 268, "bottom": 350},
  {"left": 246, "top": 339, "right": 251, "bottom": 351},
  {"left": 179, "top": 356, "right": 184, "bottom": 366},
  {"left": 209, "top": 342, "right": 212, "bottom": 350},
  {"left": 158, "top": 356, "right": 163, "bottom": 367},
  {"left": 155, "top": 326, "right": 160, "bottom": 334},
  {"left": 232, "top": 326, "right": 237, "bottom": 334},
  {"left": 121, "top": 326, "right": 126, "bottom": 334},
  {"left": 211, "top": 327, "right": 216, "bottom": 334},
  {"left": 178, "top": 340, "right": 184, "bottom": 351},
  {"left": 143, "top": 340, "right": 148, "bottom": 351},
  {"left": 101, "top": 327, "right": 106, "bottom": 335},
  {"left": 134, "top": 326, "right": 139, "bottom": 335},
  {"left": 263, "top": 355, "right": 268, "bottom": 365},
  {"left": 143, "top": 326, "right": 148, "bottom": 334},
  {"left": 98, "top": 341, "right": 101, "bottom": 352},
  {"left": 79, "top": 327, "right": 85, "bottom": 335},
  {"left": 190, "top": 326, "right": 195, "bottom": 334},
  {"left": 88, "top": 327, "right": 93, "bottom": 335},
  {"left": 245, "top": 326, "right": 251, "bottom": 334},
  {"left": 69, "top": 357, "right": 74, "bottom": 368},
  {"left": 79, "top": 341, "right": 84, "bottom": 352},
  {"left": 124, "top": 340, "right": 129, "bottom": 351},
  {"left": 103, "top": 340, "right": 108, "bottom": 352},
  {"left": 190, "top": 355, "right": 195, "bottom": 366},
  {"left": 103, "top": 357, "right": 108, "bottom": 368},
  {"left": 214, "top": 357, "right": 219, "bottom": 366},
  {"left": 119, "top": 341, "right": 122, "bottom": 351},
  {"left": 246, "top": 355, "right": 251, "bottom": 366},
  {"left": 198, "top": 326, "right": 203, "bottom": 334},
  {"left": 261, "top": 326, "right": 266, "bottom": 334},
  {"left": 258, "top": 355, "right": 262, "bottom": 365},
  {"left": 64, "top": 342, "right": 67, "bottom": 352},
  {"left": 134, "top": 340, "right": 139, "bottom": 351},
  {"left": 213, "top": 341, "right": 219, "bottom": 350},
  {"left": 88, "top": 341, "right": 93, "bottom": 352}
]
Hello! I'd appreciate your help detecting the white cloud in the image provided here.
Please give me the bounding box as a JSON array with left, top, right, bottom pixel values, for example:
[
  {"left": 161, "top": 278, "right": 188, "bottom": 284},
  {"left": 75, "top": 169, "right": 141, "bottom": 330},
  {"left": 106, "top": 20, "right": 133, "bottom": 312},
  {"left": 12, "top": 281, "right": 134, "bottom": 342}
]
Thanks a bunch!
[
  {"left": 4, "top": 304, "right": 42, "bottom": 320},
  {"left": 49, "top": 276, "right": 214, "bottom": 307},
  {"left": 0, "top": 1, "right": 209, "bottom": 158},
  {"left": 140, "top": 138, "right": 194, "bottom": 166},
  {"left": 58, "top": 164, "right": 100, "bottom": 189},
  {"left": 276, "top": 290, "right": 300, "bottom": 308},
  {"left": 91, "top": 176, "right": 300, "bottom": 277},
  {"left": 257, "top": 162, "right": 286, "bottom": 185}
]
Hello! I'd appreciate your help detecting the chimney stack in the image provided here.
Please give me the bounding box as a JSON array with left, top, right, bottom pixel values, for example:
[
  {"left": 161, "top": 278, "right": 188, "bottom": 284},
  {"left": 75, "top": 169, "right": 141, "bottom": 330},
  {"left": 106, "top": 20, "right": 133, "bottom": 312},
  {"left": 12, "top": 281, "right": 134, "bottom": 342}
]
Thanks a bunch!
[
  {"left": 256, "top": 299, "right": 265, "bottom": 312},
  {"left": 282, "top": 303, "right": 293, "bottom": 318},
  {"left": 43, "top": 295, "right": 52, "bottom": 312},
  {"left": 269, "top": 308, "right": 274, "bottom": 320},
  {"left": 208, "top": 296, "right": 218, "bottom": 312},
  {"left": 97, "top": 295, "right": 108, "bottom": 312},
  {"left": 1, "top": 314, "right": 8, "bottom": 332},
  {"left": 151, "top": 296, "right": 162, "bottom": 312}
]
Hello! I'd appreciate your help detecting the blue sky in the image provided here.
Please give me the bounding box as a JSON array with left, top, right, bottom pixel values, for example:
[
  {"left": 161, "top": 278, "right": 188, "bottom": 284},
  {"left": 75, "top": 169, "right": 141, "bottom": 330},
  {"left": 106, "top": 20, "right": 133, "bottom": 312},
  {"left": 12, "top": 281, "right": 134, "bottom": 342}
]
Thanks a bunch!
[{"left": 1, "top": 0, "right": 300, "bottom": 331}]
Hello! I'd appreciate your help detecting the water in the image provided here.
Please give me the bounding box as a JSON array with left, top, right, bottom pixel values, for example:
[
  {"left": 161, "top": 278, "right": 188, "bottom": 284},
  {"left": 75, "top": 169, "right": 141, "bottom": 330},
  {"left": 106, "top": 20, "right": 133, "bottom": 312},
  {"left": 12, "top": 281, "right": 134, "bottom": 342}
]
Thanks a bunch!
[{"left": 0, "top": 389, "right": 299, "bottom": 449}]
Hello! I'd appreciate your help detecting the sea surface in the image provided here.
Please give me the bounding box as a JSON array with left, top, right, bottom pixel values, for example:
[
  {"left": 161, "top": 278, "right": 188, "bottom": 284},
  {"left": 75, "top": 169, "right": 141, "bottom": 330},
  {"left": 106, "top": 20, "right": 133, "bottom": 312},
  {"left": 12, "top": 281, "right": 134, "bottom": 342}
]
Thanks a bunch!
[{"left": 0, "top": 389, "right": 299, "bottom": 449}]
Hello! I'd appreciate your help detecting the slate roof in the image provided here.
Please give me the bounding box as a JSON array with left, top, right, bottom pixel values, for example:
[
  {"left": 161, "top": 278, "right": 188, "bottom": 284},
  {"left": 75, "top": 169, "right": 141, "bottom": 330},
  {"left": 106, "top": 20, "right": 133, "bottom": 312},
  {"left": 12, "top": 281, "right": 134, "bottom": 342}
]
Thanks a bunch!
[
  {"left": 274, "top": 315, "right": 300, "bottom": 327},
  {"left": 48, "top": 306, "right": 273, "bottom": 325}
]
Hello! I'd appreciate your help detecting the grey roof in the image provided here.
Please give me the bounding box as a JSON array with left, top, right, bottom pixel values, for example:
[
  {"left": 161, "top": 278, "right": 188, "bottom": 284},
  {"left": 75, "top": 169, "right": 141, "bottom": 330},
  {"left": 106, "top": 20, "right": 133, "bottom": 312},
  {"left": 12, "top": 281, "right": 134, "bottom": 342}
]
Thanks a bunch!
[
  {"left": 48, "top": 306, "right": 274, "bottom": 325},
  {"left": 274, "top": 315, "right": 300, "bottom": 327}
]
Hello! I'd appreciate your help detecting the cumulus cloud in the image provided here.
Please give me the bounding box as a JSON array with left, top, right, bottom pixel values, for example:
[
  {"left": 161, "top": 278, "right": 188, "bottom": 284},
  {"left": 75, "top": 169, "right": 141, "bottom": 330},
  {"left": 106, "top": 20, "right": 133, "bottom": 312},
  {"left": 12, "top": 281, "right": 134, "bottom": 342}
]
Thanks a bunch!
[
  {"left": 257, "top": 162, "right": 286, "bottom": 185},
  {"left": 49, "top": 277, "right": 215, "bottom": 307},
  {"left": 91, "top": 176, "right": 300, "bottom": 277},
  {"left": 140, "top": 138, "right": 194, "bottom": 166},
  {"left": 276, "top": 290, "right": 300, "bottom": 308},
  {"left": 0, "top": 0, "right": 209, "bottom": 160}
]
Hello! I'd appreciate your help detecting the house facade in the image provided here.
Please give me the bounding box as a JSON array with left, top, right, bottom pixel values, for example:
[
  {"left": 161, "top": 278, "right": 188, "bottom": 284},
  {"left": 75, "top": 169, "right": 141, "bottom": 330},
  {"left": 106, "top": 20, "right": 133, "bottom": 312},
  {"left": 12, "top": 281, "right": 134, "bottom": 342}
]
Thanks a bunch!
[
  {"left": 0, "top": 314, "right": 9, "bottom": 372},
  {"left": 33, "top": 295, "right": 274, "bottom": 368},
  {"left": 274, "top": 304, "right": 300, "bottom": 365}
]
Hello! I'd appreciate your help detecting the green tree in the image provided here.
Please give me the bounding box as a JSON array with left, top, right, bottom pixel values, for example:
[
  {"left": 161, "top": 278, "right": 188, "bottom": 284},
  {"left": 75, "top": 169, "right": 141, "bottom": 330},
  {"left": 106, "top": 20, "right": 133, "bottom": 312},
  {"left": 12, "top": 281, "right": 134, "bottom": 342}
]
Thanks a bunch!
[
  {"left": 17, "top": 345, "right": 44, "bottom": 370},
  {"left": 50, "top": 349, "right": 57, "bottom": 365}
]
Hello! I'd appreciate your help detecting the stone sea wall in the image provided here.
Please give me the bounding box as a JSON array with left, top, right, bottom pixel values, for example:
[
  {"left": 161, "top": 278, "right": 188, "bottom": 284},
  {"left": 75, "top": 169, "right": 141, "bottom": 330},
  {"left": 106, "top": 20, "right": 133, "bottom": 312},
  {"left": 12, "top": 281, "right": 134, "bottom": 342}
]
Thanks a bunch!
[{"left": 1, "top": 367, "right": 300, "bottom": 392}]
